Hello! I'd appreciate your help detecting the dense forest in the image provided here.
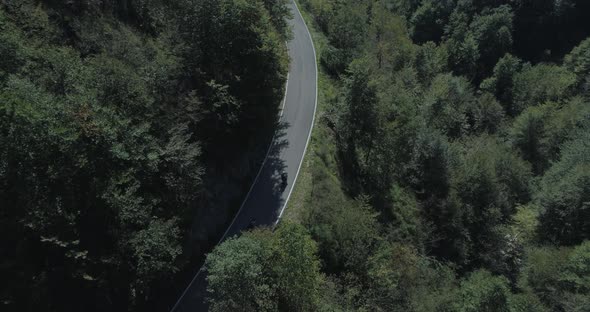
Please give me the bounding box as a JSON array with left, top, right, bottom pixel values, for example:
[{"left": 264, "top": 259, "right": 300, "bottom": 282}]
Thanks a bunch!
[
  {"left": 3, "top": 0, "right": 590, "bottom": 311},
  {"left": 0, "top": 0, "right": 290, "bottom": 311},
  {"left": 204, "top": 0, "right": 590, "bottom": 311}
]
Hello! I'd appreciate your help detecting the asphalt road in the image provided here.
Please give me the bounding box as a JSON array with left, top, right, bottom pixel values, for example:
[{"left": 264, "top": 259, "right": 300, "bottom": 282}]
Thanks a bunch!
[{"left": 170, "top": 1, "right": 317, "bottom": 310}]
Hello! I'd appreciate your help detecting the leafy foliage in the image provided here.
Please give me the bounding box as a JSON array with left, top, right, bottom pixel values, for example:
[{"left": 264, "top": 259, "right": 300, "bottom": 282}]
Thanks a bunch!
[
  {"left": 205, "top": 222, "right": 322, "bottom": 311},
  {"left": 292, "top": 0, "right": 590, "bottom": 311},
  {"left": 455, "top": 270, "right": 512, "bottom": 312},
  {"left": 538, "top": 132, "right": 590, "bottom": 245},
  {"left": 0, "top": 0, "right": 290, "bottom": 310}
]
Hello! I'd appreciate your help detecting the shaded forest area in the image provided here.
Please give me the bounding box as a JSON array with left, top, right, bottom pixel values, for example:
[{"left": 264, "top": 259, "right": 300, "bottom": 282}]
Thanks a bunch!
[
  {"left": 204, "top": 0, "right": 590, "bottom": 311},
  {"left": 0, "top": 0, "right": 290, "bottom": 311}
]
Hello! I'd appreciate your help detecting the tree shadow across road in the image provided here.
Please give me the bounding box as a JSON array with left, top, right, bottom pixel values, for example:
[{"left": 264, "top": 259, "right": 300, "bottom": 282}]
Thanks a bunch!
[
  {"left": 222, "top": 118, "right": 290, "bottom": 237},
  {"left": 170, "top": 119, "right": 291, "bottom": 312}
]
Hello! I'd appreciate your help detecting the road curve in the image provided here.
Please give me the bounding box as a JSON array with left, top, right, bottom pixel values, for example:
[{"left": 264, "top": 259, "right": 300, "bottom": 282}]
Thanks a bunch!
[{"left": 170, "top": 1, "right": 317, "bottom": 310}]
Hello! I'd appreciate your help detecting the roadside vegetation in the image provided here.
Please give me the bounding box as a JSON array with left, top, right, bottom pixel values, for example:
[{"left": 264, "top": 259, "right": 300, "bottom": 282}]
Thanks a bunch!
[
  {"left": 0, "top": 0, "right": 290, "bottom": 311},
  {"left": 206, "top": 0, "right": 590, "bottom": 311}
]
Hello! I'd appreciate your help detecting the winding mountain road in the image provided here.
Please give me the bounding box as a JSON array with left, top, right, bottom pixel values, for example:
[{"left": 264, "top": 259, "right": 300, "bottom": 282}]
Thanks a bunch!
[{"left": 170, "top": 1, "right": 317, "bottom": 310}]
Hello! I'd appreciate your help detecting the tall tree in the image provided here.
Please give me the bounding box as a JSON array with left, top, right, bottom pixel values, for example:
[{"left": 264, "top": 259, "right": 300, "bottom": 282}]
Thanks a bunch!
[
  {"left": 538, "top": 132, "right": 590, "bottom": 245},
  {"left": 205, "top": 223, "right": 323, "bottom": 311}
]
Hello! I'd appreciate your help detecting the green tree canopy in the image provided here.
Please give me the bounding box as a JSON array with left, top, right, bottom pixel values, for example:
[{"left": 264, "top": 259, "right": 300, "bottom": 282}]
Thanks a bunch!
[
  {"left": 564, "top": 37, "right": 590, "bottom": 89},
  {"left": 205, "top": 223, "right": 322, "bottom": 312},
  {"left": 480, "top": 53, "right": 523, "bottom": 115},
  {"left": 512, "top": 63, "right": 576, "bottom": 114},
  {"left": 538, "top": 132, "right": 590, "bottom": 245},
  {"left": 455, "top": 270, "right": 512, "bottom": 312}
]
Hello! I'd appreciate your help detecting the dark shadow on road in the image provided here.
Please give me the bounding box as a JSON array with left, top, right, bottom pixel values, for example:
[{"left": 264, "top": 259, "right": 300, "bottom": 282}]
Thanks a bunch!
[
  {"left": 219, "top": 118, "right": 290, "bottom": 238},
  {"left": 171, "top": 119, "right": 291, "bottom": 312}
]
